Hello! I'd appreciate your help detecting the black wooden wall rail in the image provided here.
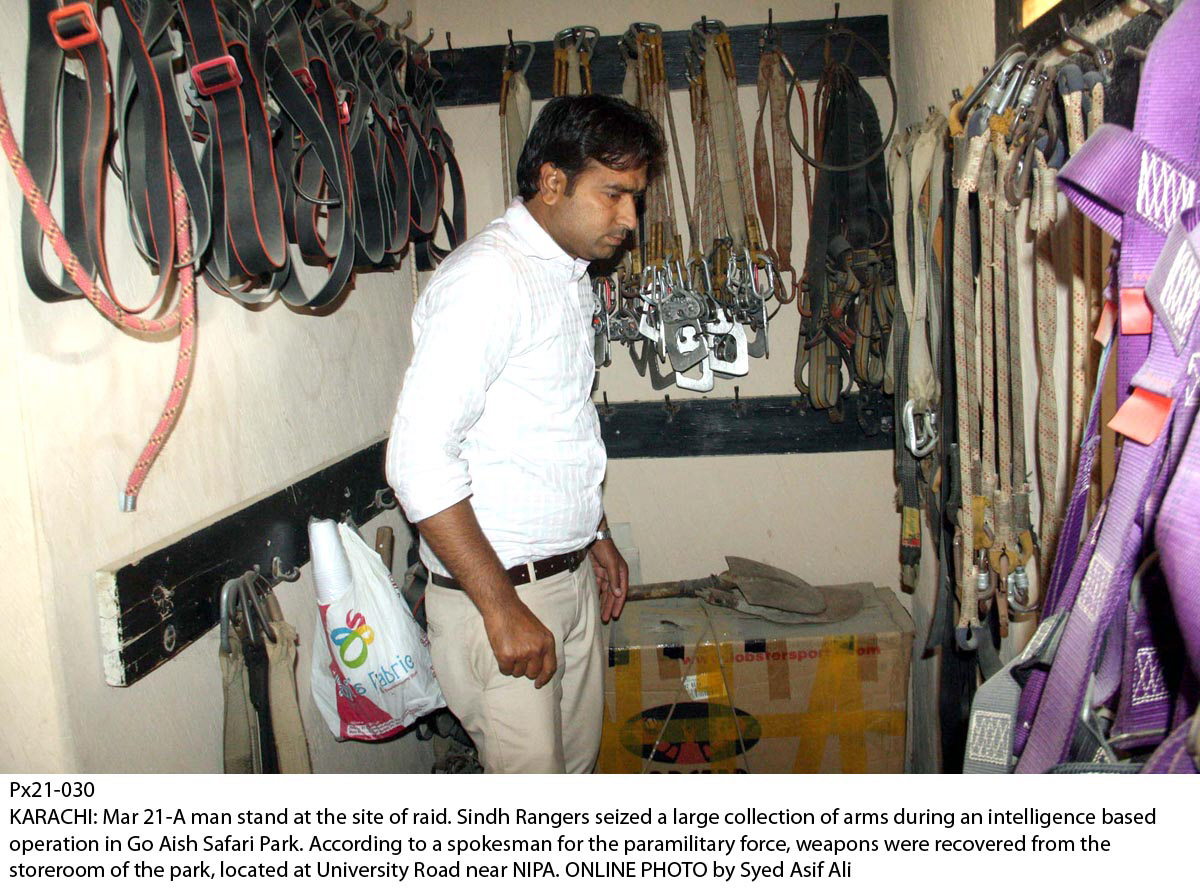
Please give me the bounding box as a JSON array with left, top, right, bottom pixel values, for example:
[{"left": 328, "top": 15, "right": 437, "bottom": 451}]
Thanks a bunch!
[
  {"left": 98, "top": 442, "right": 395, "bottom": 687},
  {"left": 598, "top": 391, "right": 892, "bottom": 458},
  {"left": 98, "top": 393, "right": 891, "bottom": 686},
  {"left": 426, "top": 14, "right": 890, "bottom": 108}
]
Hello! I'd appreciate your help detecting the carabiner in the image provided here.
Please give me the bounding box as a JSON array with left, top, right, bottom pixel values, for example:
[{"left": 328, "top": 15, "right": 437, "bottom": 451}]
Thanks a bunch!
[{"left": 902, "top": 400, "right": 939, "bottom": 458}]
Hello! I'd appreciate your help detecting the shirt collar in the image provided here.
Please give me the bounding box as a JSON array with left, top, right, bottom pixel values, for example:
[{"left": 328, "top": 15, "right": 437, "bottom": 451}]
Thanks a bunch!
[{"left": 504, "top": 199, "right": 592, "bottom": 279}]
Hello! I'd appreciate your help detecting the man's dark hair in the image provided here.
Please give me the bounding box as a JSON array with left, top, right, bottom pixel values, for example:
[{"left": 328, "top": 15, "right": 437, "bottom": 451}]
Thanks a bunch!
[{"left": 516, "top": 95, "right": 666, "bottom": 201}]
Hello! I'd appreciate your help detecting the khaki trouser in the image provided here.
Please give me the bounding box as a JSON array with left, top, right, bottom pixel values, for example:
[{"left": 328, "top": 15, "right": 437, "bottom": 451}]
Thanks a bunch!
[{"left": 426, "top": 561, "right": 603, "bottom": 773}]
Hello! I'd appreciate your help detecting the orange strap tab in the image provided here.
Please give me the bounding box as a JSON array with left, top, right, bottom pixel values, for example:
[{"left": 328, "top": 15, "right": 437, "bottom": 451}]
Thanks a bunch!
[
  {"left": 1119, "top": 287, "right": 1153, "bottom": 335},
  {"left": 1107, "top": 387, "right": 1173, "bottom": 445},
  {"left": 1094, "top": 298, "right": 1116, "bottom": 346}
]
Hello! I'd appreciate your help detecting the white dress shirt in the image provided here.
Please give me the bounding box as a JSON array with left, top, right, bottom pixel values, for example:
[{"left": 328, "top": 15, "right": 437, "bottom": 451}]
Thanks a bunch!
[{"left": 386, "top": 200, "right": 606, "bottom": 577}]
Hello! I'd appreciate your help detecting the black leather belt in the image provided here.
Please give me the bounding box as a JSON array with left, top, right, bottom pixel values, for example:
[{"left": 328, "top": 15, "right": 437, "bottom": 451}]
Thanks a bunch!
[{"left": 431, "top": 547, "right": 589, "bottom": 590}]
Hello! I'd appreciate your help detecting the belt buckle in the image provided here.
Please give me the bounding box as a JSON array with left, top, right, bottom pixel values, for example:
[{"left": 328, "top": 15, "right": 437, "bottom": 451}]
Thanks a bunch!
[
  {"left": 190, "top": 55, "right": 243, "bottom": 98},
  {"left": 48, "top": 2, "right": 101, "bottom": 51},
  {"left": 292, "top": 66, "right": 317, "bottom": 95}
]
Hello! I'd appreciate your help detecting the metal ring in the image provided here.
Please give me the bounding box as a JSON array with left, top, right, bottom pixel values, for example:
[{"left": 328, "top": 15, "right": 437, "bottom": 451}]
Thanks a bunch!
[
  {"left": 291, "top": 141, "right": 344, "bottom": 207},
  {"left": 784, "top": 27, "right": 897, "bottom": 174}
]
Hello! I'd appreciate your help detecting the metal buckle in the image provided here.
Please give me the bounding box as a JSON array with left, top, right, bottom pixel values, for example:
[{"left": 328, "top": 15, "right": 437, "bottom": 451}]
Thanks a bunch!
[
  {"left": 292, "top": 67, "right": 316, "bottom": 95},
  {"left": 190, "top": 55, "right": 243, "bottom": 98},
  {"left": 338, "top": 99, "right": 351, "bottom": 125},
  {"left": 48, "top": 2, "right": 101, "bottom": 51}
]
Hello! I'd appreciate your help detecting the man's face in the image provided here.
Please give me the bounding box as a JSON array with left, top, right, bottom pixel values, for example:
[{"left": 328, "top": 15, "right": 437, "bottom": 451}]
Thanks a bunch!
[{"left": 537, "top": 160, "right": 647, "bottom": 261}]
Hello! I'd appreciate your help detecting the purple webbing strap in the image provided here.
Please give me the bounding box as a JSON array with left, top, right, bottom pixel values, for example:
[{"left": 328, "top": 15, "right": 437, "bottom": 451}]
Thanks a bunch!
[
  {"left": 1154, "top": 213, "right": 1200, "bottom": 675},
  {"left": 1009, "top": 349, "right": 1109, "bottom": 758},
  {"left": 1055, "top": 0, "right": 1200, "bottom": 402},
  {"left": 1110, "top": 217, "right": 1200, "bottom": 745},
  {"left": 1057, "top": 126, "right": 1200, "bottom": 243},
  {"left": 1015, "top": 218, "right": 1200, "bottom": 773},
  {"left": 1158, "top": 433, "right": 1200, "bottom": 672},
  {"left": 1141, "top": 718, "right": 1198, "bottom": 774},
  {"left": 1042, "top": 323, "right": 1109, "bottom": 613}
]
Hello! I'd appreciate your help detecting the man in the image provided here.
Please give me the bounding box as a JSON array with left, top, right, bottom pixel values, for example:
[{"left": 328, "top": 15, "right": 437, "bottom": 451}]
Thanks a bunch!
[{"left": 386, "top": 95, "right": 665, "bottom": 773}]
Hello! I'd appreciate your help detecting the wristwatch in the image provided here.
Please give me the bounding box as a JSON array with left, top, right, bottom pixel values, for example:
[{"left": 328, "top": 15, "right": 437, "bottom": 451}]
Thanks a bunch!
[{"left": 594, "top": 528, "right": 613, "bottom": 543}]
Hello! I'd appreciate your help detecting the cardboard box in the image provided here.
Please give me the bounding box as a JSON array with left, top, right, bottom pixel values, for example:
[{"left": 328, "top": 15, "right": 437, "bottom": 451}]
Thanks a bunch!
[{"left": 597, "top": 584, "right": 913, "bottom": 774}]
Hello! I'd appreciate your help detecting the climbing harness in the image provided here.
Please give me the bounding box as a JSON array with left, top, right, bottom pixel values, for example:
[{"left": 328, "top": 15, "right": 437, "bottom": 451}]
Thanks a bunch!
[{"left": 793, "top": 23, "right": 897, "bottom": 425}]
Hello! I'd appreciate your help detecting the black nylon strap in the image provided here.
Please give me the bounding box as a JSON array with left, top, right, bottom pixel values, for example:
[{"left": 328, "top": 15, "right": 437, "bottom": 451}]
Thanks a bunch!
[
  {"left": 23, "top": 0, "right": 92, "bottom": 302},
  {"left": 114, "top": 0, "right": 174, "bottom": 271},
  {"left": 178, "top": 0, "right": 286, "bottom": 279},
  {"left": 22, "top": 0, "right": 462, "bottom": 314}
]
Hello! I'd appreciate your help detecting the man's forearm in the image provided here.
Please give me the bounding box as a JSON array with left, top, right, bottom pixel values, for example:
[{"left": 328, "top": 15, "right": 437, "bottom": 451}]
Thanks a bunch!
[
  {"left": 416, "top": 498, "right": 519, "bottom": 618},
  {"left": 417, "top": 497, "right": 558, "bottom": 686}
]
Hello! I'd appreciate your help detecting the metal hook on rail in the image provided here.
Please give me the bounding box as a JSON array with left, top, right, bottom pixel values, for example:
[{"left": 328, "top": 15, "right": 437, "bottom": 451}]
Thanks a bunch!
[
  {"left": 504, "top": 30, "right": 535, "bottom": 75},
  {"left": 389, "top": 9, "right": 413, "bottom": 39},
  {"left": 270, "top": 556, "right": 302, "bottom": 584},
  {"left": 1058, "top": 13, "right": 1113, "bottom": 70}
]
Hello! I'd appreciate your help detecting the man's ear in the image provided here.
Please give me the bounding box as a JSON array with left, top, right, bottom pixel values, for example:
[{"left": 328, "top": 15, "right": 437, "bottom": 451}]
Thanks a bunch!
[{"left": 537, "top": 162, "right": 566, "bottom": 205}]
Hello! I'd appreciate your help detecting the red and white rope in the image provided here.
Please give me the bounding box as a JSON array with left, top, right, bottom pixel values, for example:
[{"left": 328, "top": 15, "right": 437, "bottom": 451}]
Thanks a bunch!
[{"left": 0, "top": 82, "right": 196, "bottom": 510}]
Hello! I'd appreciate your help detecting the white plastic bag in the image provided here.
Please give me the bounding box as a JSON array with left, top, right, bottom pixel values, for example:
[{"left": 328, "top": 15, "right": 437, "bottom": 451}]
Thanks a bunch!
[{"left": 309, "top": 520, "right": 444, "bottom": 740}]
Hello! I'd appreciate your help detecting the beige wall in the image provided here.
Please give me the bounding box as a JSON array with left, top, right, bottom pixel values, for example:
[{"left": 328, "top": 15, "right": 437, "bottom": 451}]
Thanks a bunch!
[
  {"left": 892, "top": 0, "right": 997, "bottom": 126},
  {"left": 1, "top": 0, "right": 1002, "bottom": 774}
]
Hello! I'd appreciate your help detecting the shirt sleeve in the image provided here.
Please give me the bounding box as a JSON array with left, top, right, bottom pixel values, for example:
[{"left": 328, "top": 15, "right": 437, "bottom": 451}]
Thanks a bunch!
[{"left": 385, "top": 251, "right": 523, "bottom": 524}]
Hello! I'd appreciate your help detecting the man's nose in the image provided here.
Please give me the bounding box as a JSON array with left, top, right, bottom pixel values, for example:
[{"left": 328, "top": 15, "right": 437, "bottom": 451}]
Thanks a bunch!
[{"left": 615, "top": 194, "right": 638, "bottom": 230}]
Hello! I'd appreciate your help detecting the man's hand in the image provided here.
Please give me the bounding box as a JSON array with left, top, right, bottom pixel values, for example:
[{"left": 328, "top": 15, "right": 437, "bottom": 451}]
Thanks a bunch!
[
  {"left": 480, "top": 599, "right": 558, "bottom": 688},
  {"left": 590, "top": 539, "right": 629, "bottom": 622},
  {"left": 416, "top": 499, "right": 559, "bottom": 687}
]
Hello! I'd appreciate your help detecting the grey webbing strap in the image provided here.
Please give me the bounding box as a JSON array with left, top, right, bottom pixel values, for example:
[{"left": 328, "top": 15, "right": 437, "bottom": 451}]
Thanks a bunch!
[
  {"left": 265, "top": 620, "right": 313, "bottom": 774},
  {"left": 691, "top": 71, "right": 715, "bottom": 251},
  {"left": 621, "top": 51, "right": 638, "bottom": 103},
  {"left": 566, "top": 40, "right": 582, "bottom": 96},
  {"left": 1084, "top": 78, "right": 1107, "bottom": 515},
  {"left": 222, "top": 634, "right": 260, "bottom": 774},
  {"left": 979, "top": 148, "right": 999, "bottom": 572},
  {"left": 891, "top": 131, "right": 914, "bottom": 369},
  {"left": 987, "top": 141, "right": 1015, "bottom": 626},
  {"left": 754, "top": 49, "right": 795, "bottom": 289},
  {"left": 1003, "top": 161, "right": 1036, "bottom": 599},
  {"left": 1033, "top": 154, "right": 1063, "bottom": 582},
  {"left": 649, "top": 71, "right": 679, "bottom": 257},
  {"left": 689, "top": 75, "right": 715, "bottom": 249},
  {"left": 704, "top": 37, "right": 748, "bottom": 248},
  {"left": 891, "top": 131, "right": 921, "bottom": 588},
  {"left": 925, "top": 119, "right": 947, "bottom": 378},
  {"left": 1062, "top": 84, "right": 1090, "bottom": 503},
  {"left": 501, "top": 70, "right": 530, "bottom": 205},
  {"left": 952, "top": 133, "right": 989, "bottom": 646},
  {"left": 963, "top": 611, "right": 1066, "bottom": 772},
  {"left": 907, "top": 117, "right": 942, "bottom": 408}
]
